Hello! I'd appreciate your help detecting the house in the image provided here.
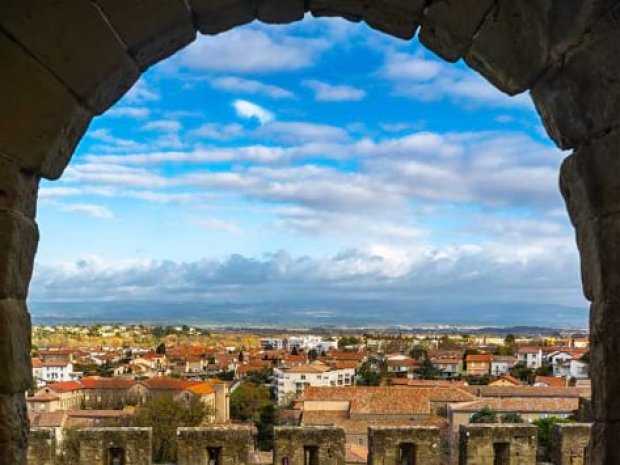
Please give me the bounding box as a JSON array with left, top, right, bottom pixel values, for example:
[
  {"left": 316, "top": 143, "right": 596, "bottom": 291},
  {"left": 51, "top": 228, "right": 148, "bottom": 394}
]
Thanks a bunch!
[
  {"left": 432, "top": 358, "right": 462, "bottom": 379},
  {"left": 29, "top": 381, "right": 83, "bottom": 412},
  {"left": 465, "top": 354, "right": 492, "bottom": 377},
  {"left": 34, "top": 360, "right": 80, "bottom": 385},
  {"left": 489, "top": 375, "right": 522, "bottom": 386},
  {"left": 534, "top": 376, "right": 568, "bottom": 387},
  {"left": 384, "top": 356, "right": 419, "bottom": 378},
  {"left": 273, "top": 360, "right": 355, "bottom": 404},
  {"left": 447, "top": 397, "right": 579, "bottom": 431},
  {"left": 490, "top": 356, "right": 516, "bottom": 376},
  {"left": 554, "top": 359, "right": 589, "bottom": 379},
  {"left": 517, "top": 347, "right": 543, "bottom": 369}
]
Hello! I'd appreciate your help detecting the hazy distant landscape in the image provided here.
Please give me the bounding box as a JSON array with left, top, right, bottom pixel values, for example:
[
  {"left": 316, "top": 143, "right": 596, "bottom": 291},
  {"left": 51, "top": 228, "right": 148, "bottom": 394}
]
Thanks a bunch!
[{"left": 28, "top": 299, "right": 588, "bottom": 329}]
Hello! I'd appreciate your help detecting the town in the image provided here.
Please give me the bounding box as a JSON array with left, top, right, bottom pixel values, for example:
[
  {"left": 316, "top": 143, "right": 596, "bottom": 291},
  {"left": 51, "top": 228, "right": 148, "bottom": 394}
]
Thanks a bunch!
[{"left": 27, "top": 324, "right": 592, "bottom": 465}]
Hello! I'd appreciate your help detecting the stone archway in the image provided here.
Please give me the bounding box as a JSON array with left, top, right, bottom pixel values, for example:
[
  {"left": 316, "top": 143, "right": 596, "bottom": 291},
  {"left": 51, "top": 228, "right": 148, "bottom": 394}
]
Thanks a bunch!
[{"left": 0, "top": 1, "right": 618, "bottom": 464}]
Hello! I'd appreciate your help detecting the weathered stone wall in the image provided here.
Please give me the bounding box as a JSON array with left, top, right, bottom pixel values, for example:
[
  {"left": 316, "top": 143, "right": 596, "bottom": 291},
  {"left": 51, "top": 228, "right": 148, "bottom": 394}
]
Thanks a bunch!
[
  {"left": 26, "top": 427, "right": 55, "bottom": 465},
  {"left": 368, "top": 426, "right": 440, "bottom": 465},
  {"left": 273, "top": 426, "right": 346, "bottom": 465},
  {"left": 77, "top": 427, "right": 152, "bottom": 465},
  {"left": 177, "top": 425, "right": 253, "bottom": 465},
  {"left": 458, "top": 424, "right": 537, "bottom": 465},
  {"left": 0, "top": 1, "right": 619, "bottom": 464},
  {"left": 552, "top": 423, "right": 591, "bottom": 465}
]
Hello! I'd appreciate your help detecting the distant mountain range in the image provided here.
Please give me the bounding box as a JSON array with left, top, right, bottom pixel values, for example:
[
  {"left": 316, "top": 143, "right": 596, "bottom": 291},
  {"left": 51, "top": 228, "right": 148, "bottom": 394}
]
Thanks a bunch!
[{"left": 27, "top": 299, "right": 588, "bottom": 330}]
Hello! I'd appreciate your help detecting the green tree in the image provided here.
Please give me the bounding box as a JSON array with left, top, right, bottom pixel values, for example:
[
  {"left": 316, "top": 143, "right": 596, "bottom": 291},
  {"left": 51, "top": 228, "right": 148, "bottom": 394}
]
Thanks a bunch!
[
  {"left": 409, "top": 344, "right": 428, "bottom": 361},
  {"left": 357, "top": 360, "right": 383, "bottom": 386},
  {"left": 308, "top": 349, "right": 318, "bottom": 360},
  {"left": 337, "top": 336, "right": 360, "bottom": 350},
  {"left": 534, "top": 364, "right": 553, "bottom": 377},
  {"left": 155, "top": 342, "right": 166, "bottom": 355},
  {"left": 256, "top": 403, "right": 278, "bottom": 451},
  {"left": 291, "top": 346, "right": 299, "bottom": 355},
  {"left": 418, "top": 357, "right": 442, "bottom": 380},
  {"left": 501, "top": 413, "right": 524, "bottom": 423},
  {"left": 534, "top": 417, "right": 570, "bottom": 461},
  {"left": 510, "top": 362, "right": 534, "bottom": 384},
  {"left": 231, "top": 382, "right": 271, "bottom": 422},
  {"left": 504, "top": 334, "right": 516, "bottom": 345},
  {"left": 470, "top": 407, "right": 498, "bottom": 423},
  {"left": 238, "top": 351, "right": 244, "bottom": 363},
  {"left": 128, "top": 396, "right": 210, "bottom": 463}
]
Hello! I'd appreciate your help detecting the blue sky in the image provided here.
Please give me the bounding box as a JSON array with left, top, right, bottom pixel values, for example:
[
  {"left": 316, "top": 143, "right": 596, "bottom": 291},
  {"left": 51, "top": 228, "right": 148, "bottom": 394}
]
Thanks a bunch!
[{"left": 30, "top": 17, "right": 587, "bottom": 322}]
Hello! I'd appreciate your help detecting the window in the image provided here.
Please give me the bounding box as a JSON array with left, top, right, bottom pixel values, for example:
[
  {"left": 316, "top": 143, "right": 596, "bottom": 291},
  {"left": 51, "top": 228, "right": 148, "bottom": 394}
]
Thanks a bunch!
[{"left": 399, "top": 443, "right": 416, "bottom": 465}]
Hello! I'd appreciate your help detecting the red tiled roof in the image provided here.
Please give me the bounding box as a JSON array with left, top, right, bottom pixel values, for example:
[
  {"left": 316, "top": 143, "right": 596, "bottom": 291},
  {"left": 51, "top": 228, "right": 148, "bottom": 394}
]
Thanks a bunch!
[
  {"left": 466, "top": 354, "right": 492, "bottom": 363},
  {"left": 47, "top": 381, "right": 82, "bottom": 393},
  {"left": 450, "top": 397, "right": 579, "bottom": 413},
  {"left": 80, "top": 377, "right": 137, "bottom": 389},
  {"left": 535, "top": 376, "right": 567, "bottom": 387},
  {"left": 140, "top": 377, "right": 198, "bottom": 390}
]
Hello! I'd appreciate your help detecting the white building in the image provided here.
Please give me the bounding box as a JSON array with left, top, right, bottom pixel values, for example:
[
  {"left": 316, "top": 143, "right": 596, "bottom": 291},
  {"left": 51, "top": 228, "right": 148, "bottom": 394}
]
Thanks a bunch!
[
  {"left": 517, "top": 347, "right": 543, "bottom": 369},
  {"left": 287, "top": 336, "right": 323, "bottom": 351},
  {"left": 553, "top": 359, "right": 589, "bottom": 379},
  {"left": 260, "top": 338, "right": 284, "bottom": 350},
  {"left": 34, "top": 361, "right": 79, "bottom": 386},
  {"left": 273, "top": 360, "right": 355, "bottom": 404},
  {"left": 491, "top": 356, "right": 517, "bottom": 376}
]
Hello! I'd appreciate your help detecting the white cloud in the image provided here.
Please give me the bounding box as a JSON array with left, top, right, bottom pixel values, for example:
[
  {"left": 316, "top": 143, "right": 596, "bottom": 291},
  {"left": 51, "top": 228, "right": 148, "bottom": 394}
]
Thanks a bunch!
[
  {"left": 106, "top": 106, "right": 150, "bottom": 118},
  {"left": 211, "top": 76, "right": 295, "bottom": 99},
  {"left": 233, "top": 99, "right": 274, "bottom": 124},
  {"left": 255, "top": 121, "right": 349, "bottom": 144},
  {"left": 49, "top": 202, "right": 114, "bottom": 219},
  {"left": 174, "top": 29, "right": 329, "bottom": 73},
  {"left": 189, "top": 123, "right": 244, "bottom": 141},
  {"left": 124, "top": 78, "right": 160, "bottom": 104},
  {"left": 197, "top": 218, "right": 243, "bottom": 235},
  {"left": 141, "top": 120, "right": 182, "bottom": 132},
  {"left": 303, "top": 80, "right": 366, "bottom": 101}
]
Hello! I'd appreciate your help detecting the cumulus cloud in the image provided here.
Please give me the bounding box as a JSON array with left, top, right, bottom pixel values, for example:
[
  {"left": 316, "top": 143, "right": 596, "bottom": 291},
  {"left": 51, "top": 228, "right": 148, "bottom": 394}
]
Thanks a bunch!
[
  {"left": 255, "top": 121, "right": 350, "bottom": 144},
  {"left": 233, "top": 99, "right": 274, "bottom": 124},
  {"left": 380, "top": 52, "right": 533, "bottom": 109},
  {"left": 303, "top": 80, "right": 366, "bottom": 101},
  {"left": 141, "top": 120, "right": 182, "bottom": 133},
  {"left": 189, "top": 123, "right": 244, "bottom": 141},
  {"left": 174, "top": 29, "right": 328, "bottom": 73},
  {"left": 106, "top": 106, "right": 150, "bottom": 118},
  {"left": 211, "top": 76, "right": 295, "bottom": 99}
]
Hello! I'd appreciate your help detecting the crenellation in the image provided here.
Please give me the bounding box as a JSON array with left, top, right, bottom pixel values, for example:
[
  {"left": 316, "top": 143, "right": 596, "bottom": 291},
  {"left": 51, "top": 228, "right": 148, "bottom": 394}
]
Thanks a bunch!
[
  {"left": 27, "top": 428, "right": 55, "bottom": 465},
  {"left": 552, "top": 423, "right": 591, "bottom": 465},
  {"left": 368, "top": 426, "right": 440, "bottom": 465},
  {"left": 274, "top": 426, "right": 346, "bottom": 465},
  {"left": 77, "top": 427, "right": 152, "bottom": 465},
  {"left": 458, "top": 424, "right": 537, "bottom": 465},
  {"left": 177, "top": 425, "right": 254, "bottom": 465}
]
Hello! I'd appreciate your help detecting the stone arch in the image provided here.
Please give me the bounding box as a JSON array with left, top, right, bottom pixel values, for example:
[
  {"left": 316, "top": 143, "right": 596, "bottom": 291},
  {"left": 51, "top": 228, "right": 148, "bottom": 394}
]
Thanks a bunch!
[{"left": 0, "top": 1, "right": 618, "bottom": 464}]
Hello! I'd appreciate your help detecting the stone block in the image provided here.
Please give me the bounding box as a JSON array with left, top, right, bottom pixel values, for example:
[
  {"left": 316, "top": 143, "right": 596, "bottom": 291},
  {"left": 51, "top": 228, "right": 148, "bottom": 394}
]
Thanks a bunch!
[
  {"left": 368, "top": 426, "right": 440, "bottom": 465},
  {"left": 551, "top": 423, "right": 591, "bottom": 465},
  {"left": 532, "top": 5, "right": 620, "bottom": 149},
  {"left": 465, "top": 1, "right": 551, "bottom": 95},
  {"left": 274, "top": 426, "right": 346, "bottom": 465},
  {"left": 77, "top": 427, "right": 152, "bottom": 465},
  {"left": 0, "top": 157, "right": 39, "bottom": 219},
  {"left": 560, "top": 129, "right": 620, "bottom": 227},
  {"left": 0, "top": 32, "right": 91, "bottom": 180},
  {"left": 94, "top": 0, "right": 196, "bottom": 71},
  {"left": 0, "top": 0, "right": 140, "bottom": 114},
  {"left": 27, "top": 427, "right": 56, "bottom": 465},
  {"left": 309, "top": 0, "right": 365, "bottom": 22},
  {"left": 573, "top": 216, "right": 620, "bottom": 303},
  {"left": 177, "top": 426, "right": 253, "bottom": 465},
  {"left": 364, "top": 0, "right": 424, "bottom": 40},
  {"left": 190, "top": 0, "right": 255, "bottom": 35},
  {"left": 257, "top": 0, "right": 305, "bottom": 24},
  {"left": 458, "top": 424, "right": 537, "bottom": 465},
  {"left": 0, "top": 212, "right": 38, "bottom": 300},
  {"left": 0, "top": 393, "right": 28, "bottom": 465},
  {"left": 419, "top": 0, "right": 494, "bottom": 62},
  {"left": 588, "top": 302, "right": 620, "bottom": 422},
  {"left": 0, "top": 300, "right": 31, "bottom": 394}
]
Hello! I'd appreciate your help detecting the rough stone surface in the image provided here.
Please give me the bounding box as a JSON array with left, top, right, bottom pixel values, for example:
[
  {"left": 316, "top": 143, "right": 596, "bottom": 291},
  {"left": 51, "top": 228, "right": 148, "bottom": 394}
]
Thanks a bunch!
[
  {"left": 257, "top": 0, "right": 305, "bottom": 24},
  {"left": 274, "top": 426, "right": 346, "bottom": 465},
  {"left": 27, "top": 428, "right": 56, "bottom": 465},
  {"left": 532, "top": 4, "right": 620, "bottom": 149},
  {"left": 0, "top": 0, "right": 140, "bottom": 114},
  {"left": 0, "top": 32, "right": 91, "bottom": 180},
  {"left": 560, "top": 130, "right": 620, "bottom": 227},
  {"left": 551, "top": 423, "right": 591, "bottom": 465},
  {"left": 0, "top": 300, "right": 32, "bottom": 394},
  {"left": 0, "top": 157, "right": 39, "bottom": 219},
  {"left": 190, "top": 0, "right": 255, "bottom": 34},
  {"left": 309, "top": 0, "right": 365, "bottom": 22},
  {"left": 77, "top": 428, "right": 152, "bottom": 465},
  {"left": 94, "top": 0, "right": 197, "bottom": 71},
  {"left": 419, "top": 0, "right": 495, "bottom": 62},
  {"left": 0, "top": 393, "right": 28, "bottom": 465},
  {"left": 465, "top": 1, "right": 551, "bottom": 95},
  {"left": 177, "top": 426, "right": 253, "bottom": 465},
  {"left": 458, "top": 424, "right": 537, "bottom": 465},
  {"left": 0, "top": 213, "right": 38, "bottom": 300},
  {"left": 588, "top": 302, "right": 620, "bottom": 422},
  {"left": 588, "top": 421, "right": 620, "bottom": 465},
  {"left": 368, "top": 426, "right": 440, "bottom": 465},
  {"left": 364, "top": 0, "right": 425, "bottom": 40}
]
